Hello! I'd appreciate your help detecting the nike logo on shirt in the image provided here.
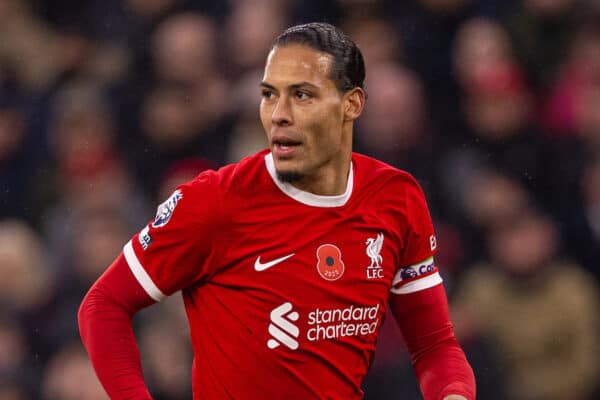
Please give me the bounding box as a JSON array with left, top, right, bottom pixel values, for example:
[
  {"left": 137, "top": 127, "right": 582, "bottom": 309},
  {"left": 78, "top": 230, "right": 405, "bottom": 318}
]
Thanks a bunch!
[{"left": 254, "top": 253, "right": 295, "bottom": 271}]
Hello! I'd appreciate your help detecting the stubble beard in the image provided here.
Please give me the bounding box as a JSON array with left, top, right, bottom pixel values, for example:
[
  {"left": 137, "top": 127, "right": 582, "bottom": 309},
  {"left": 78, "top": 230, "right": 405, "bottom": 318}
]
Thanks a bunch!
[{"left": 276, "top": 170, "right": 304, "bottom": 183}]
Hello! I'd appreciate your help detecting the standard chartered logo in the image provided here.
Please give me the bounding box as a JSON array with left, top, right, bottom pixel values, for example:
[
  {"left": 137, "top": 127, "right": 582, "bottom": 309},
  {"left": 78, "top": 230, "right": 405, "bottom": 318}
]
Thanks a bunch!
[
  {"left": 268, "top": 302, "right": 300, "bottom": 350},
  {"left": 267, "top": 302, "right": 380, "bottom": 351},
  {"left": 307, "top": 304, "right": 379, "bottom": 341}
]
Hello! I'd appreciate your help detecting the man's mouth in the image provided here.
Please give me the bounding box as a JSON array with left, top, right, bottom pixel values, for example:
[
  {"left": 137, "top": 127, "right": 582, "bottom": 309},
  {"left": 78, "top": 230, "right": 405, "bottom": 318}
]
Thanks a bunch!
[
  {"left": 273, "top": 138, "right": 302, "bottom": 147},
  {"left": 272, "top": 138, "right": 302, "bottom": 156},
  {"left": 275, "top": 143, "right": 298, "bottom": 150}
]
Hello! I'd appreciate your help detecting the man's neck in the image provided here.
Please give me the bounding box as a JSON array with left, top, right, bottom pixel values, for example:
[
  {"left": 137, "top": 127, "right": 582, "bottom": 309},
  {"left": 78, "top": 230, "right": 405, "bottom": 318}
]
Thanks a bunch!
[{"left": 289, "top": 159, "right": 351, "bottom": 196}]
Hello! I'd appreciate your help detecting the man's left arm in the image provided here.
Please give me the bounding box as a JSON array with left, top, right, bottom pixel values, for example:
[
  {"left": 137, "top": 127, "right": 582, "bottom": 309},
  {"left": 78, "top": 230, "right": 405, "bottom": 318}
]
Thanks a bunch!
[{"left": 389, "top": 283, "right": 476, "bottom": 400}]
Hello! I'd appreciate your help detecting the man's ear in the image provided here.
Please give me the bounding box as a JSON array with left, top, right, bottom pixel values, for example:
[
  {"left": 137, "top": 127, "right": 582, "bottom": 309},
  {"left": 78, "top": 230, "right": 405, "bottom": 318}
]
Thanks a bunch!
[{"left": 343, "top": 87, "right": 366, "bottom": 122}]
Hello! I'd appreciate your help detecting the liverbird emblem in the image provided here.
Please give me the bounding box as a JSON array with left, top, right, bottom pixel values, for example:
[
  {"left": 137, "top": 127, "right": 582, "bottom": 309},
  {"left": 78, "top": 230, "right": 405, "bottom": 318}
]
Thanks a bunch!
[{"left": 366, "top": 233, "right": 384, "bottom": 268}]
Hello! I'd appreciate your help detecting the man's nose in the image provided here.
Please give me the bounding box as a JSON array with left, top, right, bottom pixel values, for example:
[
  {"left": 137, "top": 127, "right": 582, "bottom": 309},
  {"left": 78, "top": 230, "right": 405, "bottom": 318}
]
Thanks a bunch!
[{"left": 272, "top": 97, "right": 293, "bottom": 126}]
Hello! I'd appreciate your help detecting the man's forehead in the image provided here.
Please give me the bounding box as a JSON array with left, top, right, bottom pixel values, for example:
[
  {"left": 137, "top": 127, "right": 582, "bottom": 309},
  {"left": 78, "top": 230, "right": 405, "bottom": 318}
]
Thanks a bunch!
[{"left": 263, "top": 45, "right": 334, "bottom": 85}]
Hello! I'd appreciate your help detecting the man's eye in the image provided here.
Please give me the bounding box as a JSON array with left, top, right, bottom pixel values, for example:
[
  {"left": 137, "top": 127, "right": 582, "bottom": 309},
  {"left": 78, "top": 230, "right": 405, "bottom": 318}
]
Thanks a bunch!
[
  {"left": 261, "top": 90, "right": 274, "bottom": 99},
  {"left": 295, "top": 91, "right": 311, "bottom": 100}
]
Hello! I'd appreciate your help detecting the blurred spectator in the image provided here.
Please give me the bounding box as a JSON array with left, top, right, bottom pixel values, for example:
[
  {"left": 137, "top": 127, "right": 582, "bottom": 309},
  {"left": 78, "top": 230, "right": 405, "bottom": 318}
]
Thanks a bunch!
[
  {"left": 149, "top": 11, "right": 228, "bottom": 124},
  {"left": 355, "top": 62, "right": 437, "bottom": 192},
  {"left": 542, "top": 21, "right": 600, "bottom": 137},
  {"left": 69, "top": 206, "right": 134, "bottom": 288},
  {"left": 226, "top": 69, "right": 268, "bottom": 163},
  {"left": 439, "top": 79, "right": 539, "bottom": 197},
  {"left": 34, "top": 204, "right": 137, "bottom": 365},
  {"left": 0, "top": 220, "right": 52, "bottom": 314},
  {"left": 40, "top": 341, "right": 108, "bottom": 400},
  {"left": 359, "top": 63, "right": 426, "bottom": 156},
  {"left": 391, "top": 0, "right": 480, "bottom": 124},
  {"left": 140, "top": 82, "right": 210, "bottom": 152},
  {"left": 449, "top": 15, "right": 519, "bottom": 139},
  {"left": 452, "top": 211, "right": 600, "bottom": 400},
  {"left": 344, "top": 16, "right": 403, "bottom": 66},
  {"left": 0, "top": 219, "right": 51, "bottom": 395},
  {"left": 134, "top": 80, "right": 230, "bottom": 192},
  {"left": 151, "top": 12, "right": 219, "bottom": 83},
  {"left": 222, "top": 0, "right": 288, "bottom": 75},
  {"left": 501, "top": 0, "right": 586, "bottom": 91},
  {"left": 453, "top": 19, "right": 533, "bottom": 144},
  {"left": 43, "top": 80, "right": 149, "bottom": 215},
  {"left": 442, "top": 19, "right": 555, "bottom": 221},
  {"left": 41, "top": 82, "right": 150, "bottom": 265},
  {"left": 123, "top": 12, "right": 232, "bottom": 193},
  {"left": 226, "top": 115, "right": 268, "bottom": 162},
  {"left": 0, "top": 0, "right": 129, "bottom": 94},
  {"left": 46, "top": 82, "right": 120, "bottom": 196},
  {"left": 36, "top": 83, "right": 150, "bottom": 360},
  {"left": 463, "top": 168, "right": 531, "bottom": 231},
  {"left": 449, "top": 168, "right": 533, "bottom": 263},
  {"left": 0, "top": 319, "right": 34, "bottom": 396},
  {"left": 0, "top": 0, "right": 62, "bottom": 91},
  {"left": 537, "top": 22, "right": 600, "bottom": 216},
  {"left": 452, "top": 17, "right": 515, "bottom": 96}
]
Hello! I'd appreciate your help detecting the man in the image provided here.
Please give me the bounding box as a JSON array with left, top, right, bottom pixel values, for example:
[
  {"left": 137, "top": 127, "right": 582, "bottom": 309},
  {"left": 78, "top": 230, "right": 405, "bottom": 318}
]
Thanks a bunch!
[{"left": 79, "top": 22, "right": 476, "bottom": 399}]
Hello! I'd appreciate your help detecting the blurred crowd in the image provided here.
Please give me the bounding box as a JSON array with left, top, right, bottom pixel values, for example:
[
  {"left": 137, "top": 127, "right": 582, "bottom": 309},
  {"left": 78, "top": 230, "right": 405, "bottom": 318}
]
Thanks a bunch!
[{"left": 1, "top": 0, "right": 600, "bottom": 399}]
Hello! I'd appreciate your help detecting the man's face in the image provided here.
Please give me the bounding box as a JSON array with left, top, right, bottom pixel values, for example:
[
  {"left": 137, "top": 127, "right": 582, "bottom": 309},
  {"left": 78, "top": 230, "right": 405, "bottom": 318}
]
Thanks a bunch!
[{"left": 260, "top": 45, "right": 347, "bottom": 182}]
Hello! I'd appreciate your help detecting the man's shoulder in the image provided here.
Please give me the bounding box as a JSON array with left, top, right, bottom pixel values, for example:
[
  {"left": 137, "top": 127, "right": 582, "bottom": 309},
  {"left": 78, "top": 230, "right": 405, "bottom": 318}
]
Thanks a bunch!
[
  {"left": 178, "top": 150, "right": 268, "bottom": 196},
  {"left": 189, "top": 149, "right": 270, "bottom": 197},
  {"left": 215, "top": 149, "right": 270, "bottom": 186},
  {"left": 352, "top": 152, "right": 421, "bottom": 189}
]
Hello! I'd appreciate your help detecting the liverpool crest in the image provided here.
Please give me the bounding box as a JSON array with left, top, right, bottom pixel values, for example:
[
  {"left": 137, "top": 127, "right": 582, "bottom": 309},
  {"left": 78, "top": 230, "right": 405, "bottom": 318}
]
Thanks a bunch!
[{"left": 366, "top": 233, "right": 384, "bottom": 279}]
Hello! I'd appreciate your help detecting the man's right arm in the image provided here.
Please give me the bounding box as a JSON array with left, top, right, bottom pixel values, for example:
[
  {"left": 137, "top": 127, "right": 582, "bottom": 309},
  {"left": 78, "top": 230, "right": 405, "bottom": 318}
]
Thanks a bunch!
[{"left": 78, "top": 253, "right": 157, "bottom": 399}]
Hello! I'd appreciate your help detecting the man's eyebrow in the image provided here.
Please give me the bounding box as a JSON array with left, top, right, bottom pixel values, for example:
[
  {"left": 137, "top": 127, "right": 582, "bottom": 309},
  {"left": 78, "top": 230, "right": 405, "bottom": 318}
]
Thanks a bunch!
[
  {"left": 290, "top": 82, "right": 319, "bottom": 91},
  {"left": 259, "top": 81, "right": 320, "bottom": 91},
  {"left": 260, "top": 82, "right": 276, "bottom": 90}
]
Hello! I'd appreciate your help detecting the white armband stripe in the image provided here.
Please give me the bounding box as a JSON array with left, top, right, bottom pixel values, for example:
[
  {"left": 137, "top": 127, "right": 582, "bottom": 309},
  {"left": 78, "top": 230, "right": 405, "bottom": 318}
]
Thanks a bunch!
[
  {"left": 123, "top": 240, "right": 166, "bottom": 302},
  {"left": 390, "top": 272, "right": 443, "bottom": 295}
]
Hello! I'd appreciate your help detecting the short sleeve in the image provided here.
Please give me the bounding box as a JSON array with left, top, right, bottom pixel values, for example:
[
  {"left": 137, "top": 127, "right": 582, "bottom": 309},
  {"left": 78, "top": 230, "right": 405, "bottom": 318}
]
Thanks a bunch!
[
  {"left": 123, "top": 171, "right": 223, "bottom": 301},
  {"left": 390, "top": 175, "right": 442, "bottom": 295}
]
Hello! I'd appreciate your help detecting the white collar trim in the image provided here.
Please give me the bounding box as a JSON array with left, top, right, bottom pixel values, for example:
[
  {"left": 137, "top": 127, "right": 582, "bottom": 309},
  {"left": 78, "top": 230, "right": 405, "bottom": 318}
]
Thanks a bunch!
[{"left": 264, "top": 153, "right": 353, "bottom": 207}]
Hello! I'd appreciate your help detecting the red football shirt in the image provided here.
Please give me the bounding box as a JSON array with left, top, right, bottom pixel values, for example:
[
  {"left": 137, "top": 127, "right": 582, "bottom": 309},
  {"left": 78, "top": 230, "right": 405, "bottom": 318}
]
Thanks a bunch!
[{"left": 123, "top": 150, "right": 442, "bottom": 399}]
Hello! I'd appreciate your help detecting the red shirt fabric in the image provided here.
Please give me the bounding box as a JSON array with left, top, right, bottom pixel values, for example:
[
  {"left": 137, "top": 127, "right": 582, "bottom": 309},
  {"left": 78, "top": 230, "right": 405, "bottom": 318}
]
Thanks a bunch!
[{"left": 80, "top": 150, "right": 475, "bottom": 399}]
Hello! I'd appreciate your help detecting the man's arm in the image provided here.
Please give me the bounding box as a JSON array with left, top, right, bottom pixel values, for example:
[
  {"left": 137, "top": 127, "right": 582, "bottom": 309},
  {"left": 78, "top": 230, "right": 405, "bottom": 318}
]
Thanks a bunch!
[
  {"left": 78, "top": 253, "right": 157, "bottom": 399},
  {"left": 389, "top": 283, "right": 476, "bottom": 400}
]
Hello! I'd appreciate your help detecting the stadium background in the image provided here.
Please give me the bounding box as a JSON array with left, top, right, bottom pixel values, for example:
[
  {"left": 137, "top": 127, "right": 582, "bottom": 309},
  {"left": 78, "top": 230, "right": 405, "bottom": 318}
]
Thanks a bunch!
[{"left": 1, "top": 0, "right": 600, "bottom": 398}]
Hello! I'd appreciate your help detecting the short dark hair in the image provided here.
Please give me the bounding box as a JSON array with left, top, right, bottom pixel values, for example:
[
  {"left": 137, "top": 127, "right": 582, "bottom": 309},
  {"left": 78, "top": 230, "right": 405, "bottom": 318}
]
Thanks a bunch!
[{"left": 271, "top": 22, "right": 366, "bottom": 93}]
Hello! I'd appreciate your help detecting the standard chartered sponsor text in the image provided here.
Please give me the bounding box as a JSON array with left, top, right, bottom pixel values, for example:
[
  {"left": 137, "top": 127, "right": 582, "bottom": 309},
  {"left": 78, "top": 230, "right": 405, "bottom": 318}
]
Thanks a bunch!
[{"left": 307, "top": 304, "right": 380, "bottom": 341}]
